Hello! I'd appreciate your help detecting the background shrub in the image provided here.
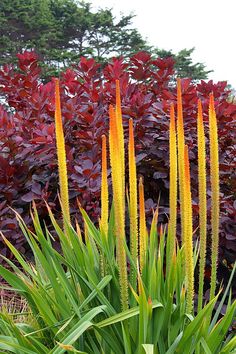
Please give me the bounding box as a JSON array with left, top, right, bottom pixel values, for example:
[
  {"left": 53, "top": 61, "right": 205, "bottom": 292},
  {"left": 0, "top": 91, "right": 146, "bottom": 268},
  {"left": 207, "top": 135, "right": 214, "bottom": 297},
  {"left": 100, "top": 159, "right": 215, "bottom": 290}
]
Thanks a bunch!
[{"left": 0, "top": 51, "right": 235, "bottom": 275}]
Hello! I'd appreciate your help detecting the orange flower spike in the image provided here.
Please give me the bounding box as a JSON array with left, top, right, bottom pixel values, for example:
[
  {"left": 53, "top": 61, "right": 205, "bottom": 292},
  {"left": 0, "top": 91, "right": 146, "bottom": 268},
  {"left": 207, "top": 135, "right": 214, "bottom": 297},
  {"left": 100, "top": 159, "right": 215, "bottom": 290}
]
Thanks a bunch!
[
  {"left": 54, "top": 78, "right": 70, "bottom": 227},
  {"left": 115, "top": 80, "right": 125, "bottom": 189},
  {"left": 115, "top": 79, "right": 122, "bottom": 123},
  {"left": 197, "top": 99, "right": 207, "bottom": 312},
  {"left": 109, "top": 104, "right": 128, "bottom": 310},
  {"left": 109, "top": 105, "right": 121, "bottom": 209},
  {"left": 184, "top": 145, "right": 194, "bottom": 314},
  {"left": 101, "top": 135, "right": 109, "bottom": 238},
  {"left": 109, "top": 105, "right": 115, "bottom": 155},
  {"left": 128, "top": 119, "right": 138, "bottom": 286},
  {"left": 209, "top": 93, "right": 220, "bottom": 301},
  {"left": 168, "top": 103, "right": 177, "bottom": 264},
  {"left": 139, "top": 177, "right": 147, "bottom": 272},
  {"left": 177, "top": 78, "right": 185, "bottom": 245},
  {"left": 109, "top": 104, "right": 123, "bottom": 205}
]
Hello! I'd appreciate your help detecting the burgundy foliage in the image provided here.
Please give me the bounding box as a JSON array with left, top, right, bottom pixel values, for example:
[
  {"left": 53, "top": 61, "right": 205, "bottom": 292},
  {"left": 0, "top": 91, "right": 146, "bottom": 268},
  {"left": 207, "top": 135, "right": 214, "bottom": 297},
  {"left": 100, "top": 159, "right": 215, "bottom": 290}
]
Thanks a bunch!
[{"left": 0, "top": 51, "right": 235, "bottom": 271}]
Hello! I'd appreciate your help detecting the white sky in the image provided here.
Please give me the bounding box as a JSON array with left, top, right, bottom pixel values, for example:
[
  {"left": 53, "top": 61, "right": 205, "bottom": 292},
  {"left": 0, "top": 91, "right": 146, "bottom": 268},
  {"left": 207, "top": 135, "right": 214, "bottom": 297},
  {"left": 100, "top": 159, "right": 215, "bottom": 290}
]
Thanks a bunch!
[{"left": 91, "top": 0, "right": 236, "bottom": 88}]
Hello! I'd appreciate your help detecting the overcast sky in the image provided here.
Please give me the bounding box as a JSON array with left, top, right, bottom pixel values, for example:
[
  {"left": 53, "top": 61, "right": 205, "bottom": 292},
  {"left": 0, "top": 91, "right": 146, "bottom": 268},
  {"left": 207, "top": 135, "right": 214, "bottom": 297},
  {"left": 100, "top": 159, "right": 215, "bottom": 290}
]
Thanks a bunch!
[{"left": 91, "top": 0, "right": 236, "bottom": 88}]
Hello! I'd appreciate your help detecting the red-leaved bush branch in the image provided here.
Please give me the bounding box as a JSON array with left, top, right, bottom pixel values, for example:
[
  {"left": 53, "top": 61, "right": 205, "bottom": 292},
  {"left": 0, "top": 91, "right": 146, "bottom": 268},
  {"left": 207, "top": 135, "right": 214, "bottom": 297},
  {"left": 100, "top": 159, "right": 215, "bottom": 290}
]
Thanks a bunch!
[{"left": 0, "top": 51, "right": 235, "bottom": 276}]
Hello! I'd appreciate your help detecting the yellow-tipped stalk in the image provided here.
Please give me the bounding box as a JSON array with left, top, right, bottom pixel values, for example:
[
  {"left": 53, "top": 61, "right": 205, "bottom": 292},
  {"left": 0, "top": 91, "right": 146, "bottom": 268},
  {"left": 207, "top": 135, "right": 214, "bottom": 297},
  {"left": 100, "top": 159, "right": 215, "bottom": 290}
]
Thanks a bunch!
[
  {"left": 101, "top": 135, "right": 109, "bottom": 238},
  {"left": 54, "top": 78, "right": 70, "bottom": 227},
  {"left": 128, "top": 118, "right": 138, "bottom": 287},
  {"left": 139, "top": 177, "right": 147, "bottom": 272},
  {"left": 100, "top": 134, "right": 109, "bottom": 277},
  {"left": 109, "top": 103, "right": 128, "bottom": 310},
  {"left": 197, "top": 99, "right": 207, "bottom": 311},
  {"left": 177, "top": 78, "right": 186, "bottom": 245},
  {"left": 168, "top": 103, "right": 177, "bottom": 269},
  {"left": 209, "top": 93, "right": 220, "bottom": 301},
  {"left": 184, "top": 145, "right": 194, "bottom": 314},
  {"left": 115, "top": 80, "right": 125, "bottom": 191}
]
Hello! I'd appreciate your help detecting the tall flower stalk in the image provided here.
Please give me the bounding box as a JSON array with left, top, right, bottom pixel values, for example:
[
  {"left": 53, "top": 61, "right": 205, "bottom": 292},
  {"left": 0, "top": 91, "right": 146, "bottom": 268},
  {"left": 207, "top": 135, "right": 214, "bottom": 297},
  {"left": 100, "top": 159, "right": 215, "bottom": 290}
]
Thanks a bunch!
[
  {"left": 115, "top": 80, "right": 125, "bottom": 192},
  {"left": 128, "top": 119, "right": 138, "bottom": 288},
  {"left": 177, "top": 78, "right": 186, "bottom": 245},
  {"left": 197, "top": 100, "right": 207, "bottom": 312},
  {"left": 54, "top": 78, "right": 70, "bottom": 228},
  {"left": 109, "top": 102, "right": 128, "bottom": 310},
  {"left": 184, "top": 145, "right": 194, "bottom": 314},
  {"left": 168, "top": 103, "right": 177, "bottom": 270},
  {"left": 101, "top": 135, "right": 109, "bottom": 238},
  {"left": 209, "top": 93, "right": 220, "bottom": 301},
  {"left": 99, "top": 134, "right": 109, "bottom": 276},
  {"left": 139, "top": 177, "right": 147, "bottom": 272}
]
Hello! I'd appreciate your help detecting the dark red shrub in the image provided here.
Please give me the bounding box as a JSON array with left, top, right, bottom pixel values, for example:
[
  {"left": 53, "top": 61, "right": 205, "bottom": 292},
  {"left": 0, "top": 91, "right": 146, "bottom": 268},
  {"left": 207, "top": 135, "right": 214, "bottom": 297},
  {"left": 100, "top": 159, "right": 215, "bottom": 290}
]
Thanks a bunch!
[{"left": 0, "top": 51, "right": 235, "bottom": 271}]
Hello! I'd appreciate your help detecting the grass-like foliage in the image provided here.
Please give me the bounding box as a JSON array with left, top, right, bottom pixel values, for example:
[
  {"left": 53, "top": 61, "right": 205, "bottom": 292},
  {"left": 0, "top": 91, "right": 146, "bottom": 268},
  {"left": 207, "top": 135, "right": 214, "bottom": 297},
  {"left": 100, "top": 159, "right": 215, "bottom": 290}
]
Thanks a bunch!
[{"left": 0, "top": 79, "right": 235, "bottom": 353}]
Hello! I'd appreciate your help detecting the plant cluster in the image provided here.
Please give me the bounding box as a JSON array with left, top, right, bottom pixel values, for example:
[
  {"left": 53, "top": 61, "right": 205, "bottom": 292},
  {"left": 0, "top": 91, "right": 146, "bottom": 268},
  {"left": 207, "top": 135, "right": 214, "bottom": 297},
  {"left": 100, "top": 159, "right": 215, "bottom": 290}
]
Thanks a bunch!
[
  {"left": 0, "top": 79, "right": 235, "bottom": 353},
  {"left": 0, "top": 51, "right": 235, "bottom": 272}
]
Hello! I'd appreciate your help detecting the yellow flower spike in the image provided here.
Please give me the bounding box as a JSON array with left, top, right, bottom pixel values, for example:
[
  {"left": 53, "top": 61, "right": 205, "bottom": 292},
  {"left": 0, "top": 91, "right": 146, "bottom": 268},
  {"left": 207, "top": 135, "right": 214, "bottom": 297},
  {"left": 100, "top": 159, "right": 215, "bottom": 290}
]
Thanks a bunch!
[
  {"left": 108, "top": 105, "right": 117, "bottom": 165},
  {"left": 109, "top": 104, "right": 128, "bottom": 311},
  {"left": 100, "top": 135, "right": 108, "bottom": 276},
  {"left": 128, "top": 118, "right": 138, "bottom": 287},
  {"left": 197, "top": 99, "right": 207, "bottom": 312},
  {"left": 177, "top": 78, "right": 186, "bottom": 245},
  {"left": 184, "top": 145, "right": 194, "bottom": 314},
  {"left": 101, "top": 135, "right": 109, "bottom": 238},
  {"left": 139, "top": 177, "right": 147, "bottom": 272},
  {"left": 168, "top": 103, "right": 177, "bottom": 270},
  {"left": 54, "top": 78, "right": 70, "bottom": 228},
  {"left": 209, "top": 93, "right": 220, "bottom": 301}
]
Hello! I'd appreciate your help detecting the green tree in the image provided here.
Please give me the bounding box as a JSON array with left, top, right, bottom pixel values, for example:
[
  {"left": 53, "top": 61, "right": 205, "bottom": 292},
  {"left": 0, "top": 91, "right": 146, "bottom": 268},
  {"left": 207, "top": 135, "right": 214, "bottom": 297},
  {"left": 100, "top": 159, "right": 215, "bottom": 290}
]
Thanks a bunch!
[
  {"left": 155, "top": 47, "right": 212, "bottom": 80},
  {"left": 0, "top": 1, "right": 148, "bottom": 65},
  {"left": 0, "top": 0, "right": 211, "bottom": 80},
  {"left": 0, "top": 0, "right": 56, "bottom": 63}
]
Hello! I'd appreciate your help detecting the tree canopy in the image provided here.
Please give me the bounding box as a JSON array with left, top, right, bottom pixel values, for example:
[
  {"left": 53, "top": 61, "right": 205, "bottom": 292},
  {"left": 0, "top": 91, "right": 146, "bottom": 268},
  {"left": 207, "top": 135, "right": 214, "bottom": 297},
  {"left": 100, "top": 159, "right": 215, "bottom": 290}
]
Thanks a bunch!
[
  {"left": 154, "top": 48, "right": 211, "bottom": 80},
  {"left": 0, "top": 0, "right": 212, "bottom": 79}
]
